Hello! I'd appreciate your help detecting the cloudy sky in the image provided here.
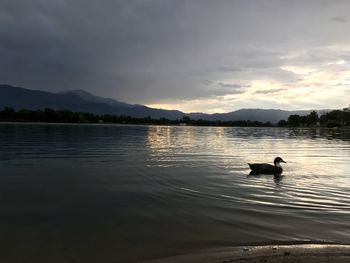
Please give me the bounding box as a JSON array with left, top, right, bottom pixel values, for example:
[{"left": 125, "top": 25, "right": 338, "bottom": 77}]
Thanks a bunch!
[{"left": 1, "top": 0, "right": 350, "bottom": 113}]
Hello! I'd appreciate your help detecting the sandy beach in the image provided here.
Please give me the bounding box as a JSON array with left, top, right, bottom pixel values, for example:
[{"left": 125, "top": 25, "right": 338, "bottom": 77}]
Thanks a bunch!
[{"left": 142, "top": 244, "right": 350, "bottom": 263}]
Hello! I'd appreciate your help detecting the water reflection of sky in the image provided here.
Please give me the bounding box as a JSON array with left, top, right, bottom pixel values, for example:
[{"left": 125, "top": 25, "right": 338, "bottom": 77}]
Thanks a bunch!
[
  {"left": 147, "top": 126, "right": 173, "bottom": 152},
  {"left": 146, "top": 125, "right": 350, "bottom": 190}
]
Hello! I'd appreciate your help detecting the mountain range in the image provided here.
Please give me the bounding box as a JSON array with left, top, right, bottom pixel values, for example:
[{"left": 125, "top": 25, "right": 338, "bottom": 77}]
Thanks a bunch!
[{"left": 0, "top": 84, "right": 310, "bottom": 123}]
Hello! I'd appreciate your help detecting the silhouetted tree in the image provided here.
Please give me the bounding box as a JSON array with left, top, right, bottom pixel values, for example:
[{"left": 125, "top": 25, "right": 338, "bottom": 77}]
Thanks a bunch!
[
  {"left": 308, "top": 111, "right": 319, "bottom": 126},
  {"left": 181, "top": 116, "right": 191, "bottom": 124},
  {"left": 287, "top": 114, "right": 301, "bottom": 127},
  {"left": 277, "top": 119, "right": 287, "bottom": 127}
]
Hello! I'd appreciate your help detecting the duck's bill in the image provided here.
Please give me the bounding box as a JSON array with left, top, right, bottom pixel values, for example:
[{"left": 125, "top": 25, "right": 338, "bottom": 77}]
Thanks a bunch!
[{"left": 281, "top": 160, "right": 287, "bottom": 163}]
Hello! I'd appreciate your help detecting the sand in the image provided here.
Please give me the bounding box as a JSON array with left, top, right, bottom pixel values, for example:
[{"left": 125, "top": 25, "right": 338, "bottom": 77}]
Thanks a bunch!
[{"left": 142, "top": 244, "right": 350, "bottom": 263}]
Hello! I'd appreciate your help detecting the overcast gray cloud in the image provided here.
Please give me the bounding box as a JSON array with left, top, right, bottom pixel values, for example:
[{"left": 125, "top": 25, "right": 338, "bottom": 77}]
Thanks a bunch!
[
  {"left": 254, "top": 88, "right": 287, "bottom": 95},
  {"left": 1, "top": 0, "right": 350, "bottom": 112}
]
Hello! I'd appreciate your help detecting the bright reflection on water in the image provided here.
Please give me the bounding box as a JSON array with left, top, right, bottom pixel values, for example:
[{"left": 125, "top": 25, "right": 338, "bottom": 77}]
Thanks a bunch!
[{"left": 0, "top": 124, "right": 350, "bottom": 262}]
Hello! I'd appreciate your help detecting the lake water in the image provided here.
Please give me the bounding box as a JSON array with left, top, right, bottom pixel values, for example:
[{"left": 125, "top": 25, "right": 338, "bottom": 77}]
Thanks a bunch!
[{"left": 0, "top": 123, "right": 350, "bottom": 262}]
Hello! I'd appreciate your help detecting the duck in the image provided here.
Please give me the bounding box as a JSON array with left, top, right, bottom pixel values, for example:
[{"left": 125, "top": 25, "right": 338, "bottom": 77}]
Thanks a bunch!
[{"left": 248, "top": 157, "right": 286, "bottom": 175}]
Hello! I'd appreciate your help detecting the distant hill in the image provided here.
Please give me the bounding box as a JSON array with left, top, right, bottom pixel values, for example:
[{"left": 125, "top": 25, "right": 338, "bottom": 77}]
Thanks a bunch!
[
  {"left": 59, "top": 90, "right": 134, "bottom": 108},
  {"left": 190, "top": 109, "right": 310, "bottom": 123},
  {"left": 0, "top": 84, "right": 184, "bottom": 119},
  {"left": 0, "top": 84, "right": 312, "bottom": 122}
]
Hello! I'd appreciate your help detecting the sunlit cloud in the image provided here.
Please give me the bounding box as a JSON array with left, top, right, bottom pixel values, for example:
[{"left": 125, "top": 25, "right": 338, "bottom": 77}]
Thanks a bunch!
[{"left": 148, "top": 58, "right": 350, "bottom": 113}]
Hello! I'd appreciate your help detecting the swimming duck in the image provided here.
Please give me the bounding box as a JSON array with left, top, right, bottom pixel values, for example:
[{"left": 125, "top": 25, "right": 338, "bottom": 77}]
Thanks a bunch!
[{"left": 248, "top": 157, "right": 286, "bottom": 175}]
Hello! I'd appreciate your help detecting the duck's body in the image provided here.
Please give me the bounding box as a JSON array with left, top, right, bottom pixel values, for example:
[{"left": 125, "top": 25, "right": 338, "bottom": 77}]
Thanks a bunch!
[
  {"left": 248, "top": 157, "right": 286, "bottom": 175},
  {"left": 248, "top": 163, "right": 282, "bottom": 174}
]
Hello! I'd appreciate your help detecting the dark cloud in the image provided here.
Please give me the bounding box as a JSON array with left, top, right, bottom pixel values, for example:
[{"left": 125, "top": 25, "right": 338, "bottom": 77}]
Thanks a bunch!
[
  {"left": 202, "top": 79, "right": 213, "bottom": 86},
  {"left": 254, "top": 88, "right": 287, "bottom": 94},
  {"left": 331, "top": 17, "right": 349, "bottom": 23},
  {"left": 0, "top": 0, "right": 187, "bottom": 100},
  {"left": 284, "top": 48, "right": 350, "bottom": 66},
  {"left": 1, "top": 0, "right": 350, "bottom": 107},
  {"left": 210, "top": 82, "right": 247, "bottom": 96},
  {"left": 216, "top": 66, "right": 243, "bottom": 72},
  {"left": 218, "top": 83, "right": 242, "bottom": 89}
]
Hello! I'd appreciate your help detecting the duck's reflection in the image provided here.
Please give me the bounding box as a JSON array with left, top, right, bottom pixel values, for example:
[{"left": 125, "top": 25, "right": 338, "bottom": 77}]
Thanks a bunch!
[
  {"left": 247, "top": 172, "right": 284, "bottom": 185},
  {"left": 273, "top": 174, "right": 284, "bottom": 185}
]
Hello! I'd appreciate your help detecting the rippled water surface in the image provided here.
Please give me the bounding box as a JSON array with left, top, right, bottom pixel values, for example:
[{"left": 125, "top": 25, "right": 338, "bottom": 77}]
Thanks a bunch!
[{"left": 0, "top": 123, "right": 350, "bottom": 262}]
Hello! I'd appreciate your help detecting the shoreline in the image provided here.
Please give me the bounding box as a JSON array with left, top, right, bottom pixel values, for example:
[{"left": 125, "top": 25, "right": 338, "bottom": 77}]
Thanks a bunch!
[
  {"left": 0, "top": 121, "right": 350, "bottom": 130},
  {"left": 142, "top": 244, "right": 350, "bottom": 263}
]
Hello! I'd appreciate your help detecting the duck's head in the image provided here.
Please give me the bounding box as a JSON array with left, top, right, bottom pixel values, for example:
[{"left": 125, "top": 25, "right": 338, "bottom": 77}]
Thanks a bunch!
[{"left": 274, "top": 157, "right": 286, "bottom": 165}]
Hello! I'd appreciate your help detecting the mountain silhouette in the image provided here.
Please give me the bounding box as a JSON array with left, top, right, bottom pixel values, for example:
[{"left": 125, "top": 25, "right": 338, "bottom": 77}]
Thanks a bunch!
[{"left": 0, "top": 84, "right": 310, "bottom": 122}]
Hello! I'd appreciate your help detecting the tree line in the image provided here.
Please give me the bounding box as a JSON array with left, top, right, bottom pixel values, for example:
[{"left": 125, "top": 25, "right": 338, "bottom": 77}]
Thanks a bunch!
[
  {"left": 1, "top": 107, "right": 349, "bottom": 128},
  {"left": 278, "top": 107, "right": 350, "bottom": 128},
  {"left": 0, "top": 107, "right": 272, "bottom": 127}
]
